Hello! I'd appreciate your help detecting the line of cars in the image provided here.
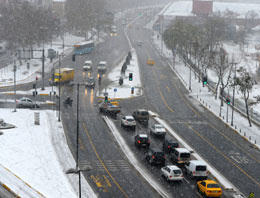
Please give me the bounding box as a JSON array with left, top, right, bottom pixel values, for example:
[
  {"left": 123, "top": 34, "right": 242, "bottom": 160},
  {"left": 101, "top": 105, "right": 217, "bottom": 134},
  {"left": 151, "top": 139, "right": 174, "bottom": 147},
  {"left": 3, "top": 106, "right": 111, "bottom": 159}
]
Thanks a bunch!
[
  {"left": 83, "top": 60, "right": 107, "bottom": 89},
  {"left": 120, "top": 109, "right": 222, "bottom": 197}
]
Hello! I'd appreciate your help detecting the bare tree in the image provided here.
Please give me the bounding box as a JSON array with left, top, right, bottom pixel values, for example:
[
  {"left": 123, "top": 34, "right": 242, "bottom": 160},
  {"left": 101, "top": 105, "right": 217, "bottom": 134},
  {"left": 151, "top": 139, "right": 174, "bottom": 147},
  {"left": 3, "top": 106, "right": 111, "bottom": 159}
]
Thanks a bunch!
[{"left": 235, "top": 67, "right": 255, "bottom": 127}]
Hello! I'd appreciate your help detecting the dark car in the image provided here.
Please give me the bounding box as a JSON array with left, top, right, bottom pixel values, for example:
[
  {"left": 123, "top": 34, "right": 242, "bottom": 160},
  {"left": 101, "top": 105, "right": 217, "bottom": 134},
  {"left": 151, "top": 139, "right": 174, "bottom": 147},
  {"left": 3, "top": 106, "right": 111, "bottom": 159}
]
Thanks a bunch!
[
  {"left": 162, "top": 138, "right": 179, "bottom": 153},
  {"left": 85, "top": 77, "right": 95, "bottom": 88},
  {"left": 145, "top": 148, "right": 166, "bottom": 166},
  {"left": 135, "top": 134, "right": 150, "bottom": 148}
]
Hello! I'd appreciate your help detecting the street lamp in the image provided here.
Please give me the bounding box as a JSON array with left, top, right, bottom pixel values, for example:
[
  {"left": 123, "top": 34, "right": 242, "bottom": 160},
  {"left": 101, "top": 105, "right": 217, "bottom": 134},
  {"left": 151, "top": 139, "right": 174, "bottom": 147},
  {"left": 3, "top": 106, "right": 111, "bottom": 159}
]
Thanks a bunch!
[
  {"left": 13, "top": 60, "right": 17, "bottom": 112},
  {"left": 58, "top": 54, "right": 61, "bottom": 122}
]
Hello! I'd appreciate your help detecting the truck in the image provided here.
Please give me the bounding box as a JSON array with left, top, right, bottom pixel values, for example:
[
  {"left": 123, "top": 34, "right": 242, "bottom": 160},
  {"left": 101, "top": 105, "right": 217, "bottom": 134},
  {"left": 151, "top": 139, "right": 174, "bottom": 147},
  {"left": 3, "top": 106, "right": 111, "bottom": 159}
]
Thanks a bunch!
[
  {"left": 132, "top": 109, "right": 149, "bottom": 126},
  {"left": 49, "top": 68, "right": 74, "bottom": 85},
  {"left": 99, "top": 102, "right": 121, "bottom": 118}
]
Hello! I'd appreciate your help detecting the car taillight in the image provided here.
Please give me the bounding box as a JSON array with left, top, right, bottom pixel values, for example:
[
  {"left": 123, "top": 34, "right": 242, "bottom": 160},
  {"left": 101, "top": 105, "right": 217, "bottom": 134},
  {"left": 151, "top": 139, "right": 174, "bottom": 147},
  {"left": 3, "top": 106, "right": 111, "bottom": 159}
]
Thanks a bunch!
[
  {"left": 152, "top": 155, "right": 155, "bottom": 159},
  {"left": 207, "top": 190, "right": 212, "bottom": 193},
  {"left": 192, "top": 171, "right": 195, "bottom": 175},
  {"left": 148, "top": 140, "right": 150, "bottom": 143},
  {"left": 178, "top": 157, "right": 180, "bottom": 161},
  {"left": 137, "top": 140, "right": 141, "bottom": 144},
  {"left": 168, "top": 146, "right": 171, "bottom": 149},
  {"left": 206, "top": 171, "right": 209, "bottom": 175},
  {"left": 169, "top": 176, "right": 172, "bottom": 178},
  {"left": 164, "top": 155, "right": 166, "bottom": 159}
]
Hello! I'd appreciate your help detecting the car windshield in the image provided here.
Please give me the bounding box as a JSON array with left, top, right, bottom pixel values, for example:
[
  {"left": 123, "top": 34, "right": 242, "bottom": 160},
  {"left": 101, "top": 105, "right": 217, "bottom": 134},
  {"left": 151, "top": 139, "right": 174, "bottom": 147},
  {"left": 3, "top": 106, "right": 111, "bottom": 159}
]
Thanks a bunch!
[
  {"left": 87, "top": 78, "right": 94, "bottom": 83},
  {"left": 127, "top": 118, "right": 134, "bottom": 122},
  {"left": 155, "top": 125, "right": 164, "bottom": 129},
  {"left": 207, "top": 184, "right": 220, "bottom": 188}
]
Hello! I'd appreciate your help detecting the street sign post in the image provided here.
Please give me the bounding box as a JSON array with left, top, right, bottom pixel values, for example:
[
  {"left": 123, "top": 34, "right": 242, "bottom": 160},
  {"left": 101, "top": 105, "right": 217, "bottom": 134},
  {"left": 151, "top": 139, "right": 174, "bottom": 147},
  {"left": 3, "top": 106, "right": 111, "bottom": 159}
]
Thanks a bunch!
[{"left": 114, "top": 88, "right": 117, "bottom": 98}]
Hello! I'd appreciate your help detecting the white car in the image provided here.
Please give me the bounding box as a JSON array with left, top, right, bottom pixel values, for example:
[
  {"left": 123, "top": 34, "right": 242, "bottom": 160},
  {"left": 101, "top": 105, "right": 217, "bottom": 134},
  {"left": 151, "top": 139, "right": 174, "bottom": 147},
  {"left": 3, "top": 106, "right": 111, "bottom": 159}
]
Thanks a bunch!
[
  {"left": 121, "top": 116, "right": 136, "bottom": 130},
  {"left": 16, "top": 97, "right": 40, "bottom": 108},
  {"left": 150, "top": 124, "right": 166, "bottom": 138},
  {"left": 97, "top": 61, "right": 107, "bottom": 72},
  {"left": 161, "top": 165, "right": 184, "bottom": 182},
  {"left": 83, "top": 60, "right": 92, "bottom": 71}
]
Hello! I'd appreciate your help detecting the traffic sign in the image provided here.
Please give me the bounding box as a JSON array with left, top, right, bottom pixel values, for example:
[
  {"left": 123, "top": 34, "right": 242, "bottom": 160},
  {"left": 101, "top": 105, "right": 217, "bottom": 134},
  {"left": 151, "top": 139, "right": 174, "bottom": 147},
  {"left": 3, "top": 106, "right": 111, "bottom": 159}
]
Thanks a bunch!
[{"left": 114, "top": 88, "right": 117, "bottom": 92}]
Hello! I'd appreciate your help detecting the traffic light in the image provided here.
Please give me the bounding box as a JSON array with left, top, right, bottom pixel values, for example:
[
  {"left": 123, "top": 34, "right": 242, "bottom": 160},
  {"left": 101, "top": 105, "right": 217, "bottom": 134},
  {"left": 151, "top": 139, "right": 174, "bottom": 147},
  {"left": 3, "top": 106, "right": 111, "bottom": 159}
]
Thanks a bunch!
[
  {"left": 129, "top": 73, "right": 133, "bottom": 81},
  {"left": 226, "top": 98, "right": 231, "bottom": 105},
  {"left": 202, "top": 76, "right": 207, "bottom": 85},
  {"left": 72, "top": 54, "right": 76, "bottom": 62},
  {"left": 105, "top": 96, "right": 108, "bottom": 103}
]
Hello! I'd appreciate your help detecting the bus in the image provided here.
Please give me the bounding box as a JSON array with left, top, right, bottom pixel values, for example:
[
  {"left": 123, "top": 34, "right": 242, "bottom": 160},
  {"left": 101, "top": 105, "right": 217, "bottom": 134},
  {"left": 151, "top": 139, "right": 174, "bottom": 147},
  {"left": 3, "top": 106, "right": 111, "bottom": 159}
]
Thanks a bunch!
[{"left": 73, "top": 40, "right": 94, "bottom": 55}]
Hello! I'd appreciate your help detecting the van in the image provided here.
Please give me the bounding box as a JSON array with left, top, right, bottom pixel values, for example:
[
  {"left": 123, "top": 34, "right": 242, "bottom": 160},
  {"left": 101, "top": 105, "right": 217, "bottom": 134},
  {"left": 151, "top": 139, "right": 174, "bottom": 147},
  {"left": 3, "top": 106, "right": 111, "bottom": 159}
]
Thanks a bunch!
[
  {"left": 185, "top": 160, "right": 208, "bottom": 179},
  {"left": 170, "top": 148, "right": 191, "bottom": 164}
]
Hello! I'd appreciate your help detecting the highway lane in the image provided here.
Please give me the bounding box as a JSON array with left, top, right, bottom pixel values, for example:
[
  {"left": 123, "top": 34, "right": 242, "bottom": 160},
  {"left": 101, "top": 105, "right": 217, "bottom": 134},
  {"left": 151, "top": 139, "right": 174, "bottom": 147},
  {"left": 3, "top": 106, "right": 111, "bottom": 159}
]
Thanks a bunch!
[
  {"left": 125, "top": 14, "right": 260, "bottom": 196},
  {"left": 60, "top": 16, "right": 162, "bottom": 197}
]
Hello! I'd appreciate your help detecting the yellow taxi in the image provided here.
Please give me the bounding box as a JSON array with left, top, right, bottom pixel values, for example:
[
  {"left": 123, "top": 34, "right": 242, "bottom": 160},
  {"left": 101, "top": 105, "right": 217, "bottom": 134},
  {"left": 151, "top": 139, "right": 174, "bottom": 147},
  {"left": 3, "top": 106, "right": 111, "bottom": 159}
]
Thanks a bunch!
[
  {"left": 146, "top": 58, "right": 155, "bottom": 65},
  {"left": 108, "top": 99, "right": 119, "bottom": 106},
  {"left": 197, "top": 180, "right": 222, "bottom": 197}
]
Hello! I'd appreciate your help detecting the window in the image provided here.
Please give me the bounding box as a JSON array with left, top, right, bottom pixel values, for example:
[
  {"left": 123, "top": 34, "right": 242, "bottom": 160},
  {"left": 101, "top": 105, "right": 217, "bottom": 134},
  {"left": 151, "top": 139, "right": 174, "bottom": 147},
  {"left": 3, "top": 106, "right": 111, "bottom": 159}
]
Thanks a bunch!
[
  {"left": 180, "top": 153, "right": 190, "bottom": 158},
  {"left": 196, "top": 166, "right": 206, "bottom": 171},
  {"left": 207, "top": 184, "right": 220, "bottom": 188}
]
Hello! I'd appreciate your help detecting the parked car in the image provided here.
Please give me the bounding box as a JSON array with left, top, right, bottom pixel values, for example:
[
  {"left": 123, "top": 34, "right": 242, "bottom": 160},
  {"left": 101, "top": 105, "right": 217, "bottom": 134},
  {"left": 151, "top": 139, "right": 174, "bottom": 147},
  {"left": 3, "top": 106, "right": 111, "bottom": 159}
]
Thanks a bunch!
[
  {"left": 197, "top": 180, "right": 222, "bottom": 197},
  {"left": 83, "top": 60, "right": 92, "bottom": 71},
  {"left": 85, "top": 77, "right": 95, "bottom": 88},
  {"left": 185, "top": 160, "right": 209, "bottom": 179},
  {"left": 97, "top": 61, "right": 107, "bottom": 72},
  {"left": 161, "top": 165, "right": 184, "bottom": 182},
  {"left": 132, "top": 109, "right": 149, "bottom": 126},
  {"left": 170, "top": 148, "right": 191, "bottom": 164},
  {"left": 150, "top": 124, "right": 166, "bottom": 138},
  {"left": 145, "top": 148, "right": 165, "bottom": 166},
  {"left": 134, "top": 134, "right": 150, "bottom": 148},
  {"left": 162, "top": 138, "right": 179, "bottom": 153},
  {"left": 16, "top": 97, "right": 40, "bottom": 108},
  {"left": 121, "top": 116, "right": 136, "bottom": 130}
]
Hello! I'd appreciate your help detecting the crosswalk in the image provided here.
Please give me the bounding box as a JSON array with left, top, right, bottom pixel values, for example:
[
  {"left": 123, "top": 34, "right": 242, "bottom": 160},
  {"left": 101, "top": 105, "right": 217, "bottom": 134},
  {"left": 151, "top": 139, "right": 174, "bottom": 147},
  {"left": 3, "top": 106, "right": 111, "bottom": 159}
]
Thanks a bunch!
[{"left": 80, "top": 160, "right": 131, "bottom": 172}]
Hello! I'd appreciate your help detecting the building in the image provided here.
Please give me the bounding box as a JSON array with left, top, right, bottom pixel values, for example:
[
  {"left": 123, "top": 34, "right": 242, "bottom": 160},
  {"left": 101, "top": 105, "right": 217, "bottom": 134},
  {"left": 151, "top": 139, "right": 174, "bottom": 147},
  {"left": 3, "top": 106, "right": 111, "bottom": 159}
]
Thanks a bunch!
[{"left": 52, "top": 0, "right": 66, "bottom": 18}]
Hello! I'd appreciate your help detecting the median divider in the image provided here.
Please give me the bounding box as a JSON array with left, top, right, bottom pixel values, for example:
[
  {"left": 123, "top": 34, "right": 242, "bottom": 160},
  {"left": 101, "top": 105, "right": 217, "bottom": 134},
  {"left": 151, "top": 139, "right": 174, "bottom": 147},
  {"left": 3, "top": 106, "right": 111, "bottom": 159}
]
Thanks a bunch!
[{"left": 102, "top": 116, "right": 171, "bottom": 198}]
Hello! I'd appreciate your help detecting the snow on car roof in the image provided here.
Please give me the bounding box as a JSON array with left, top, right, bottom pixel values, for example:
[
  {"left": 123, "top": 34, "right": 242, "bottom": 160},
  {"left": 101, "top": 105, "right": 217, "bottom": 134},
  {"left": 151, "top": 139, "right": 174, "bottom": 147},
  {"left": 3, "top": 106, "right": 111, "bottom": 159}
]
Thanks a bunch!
[
  {"left": 99, "top": 61, "right": 107, "bottom": 65},
  {"left": 125, "top": 116, "right": 134, "bottom": 119},
  {"left": 166, "top": 165, "right": 180, "bottom": 170},
  {"left": 175, "top": 148, "right": 190, "bottom": 153},
  {"left": 84, "top": 60, "right": 92, "bottom": 64},
  {"left": 154, "top": 124, "right": 163, "bottom": 127},
  {"left": 139, "top": 134, "right": 148, "bottom": 138},
  {"left": 189, "top": 160, "right": 207, "bottom": 166}
]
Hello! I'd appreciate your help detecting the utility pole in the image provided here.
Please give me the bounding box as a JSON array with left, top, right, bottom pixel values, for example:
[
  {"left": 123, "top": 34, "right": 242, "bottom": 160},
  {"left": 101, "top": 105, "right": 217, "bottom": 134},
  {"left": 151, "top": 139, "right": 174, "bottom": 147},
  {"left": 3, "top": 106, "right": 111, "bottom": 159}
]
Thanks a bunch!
[
  {"left": 42, "top": 49, "right": 45, "bottom": 90},
  {"left": 58, "top": 54, "right": 61, "bottom": 122},
  {"left": 13, "top": 60, "right": 17, "bottom": 112},
  {"left": 76, "top": 84, "right": 81, "bottom": 198}
]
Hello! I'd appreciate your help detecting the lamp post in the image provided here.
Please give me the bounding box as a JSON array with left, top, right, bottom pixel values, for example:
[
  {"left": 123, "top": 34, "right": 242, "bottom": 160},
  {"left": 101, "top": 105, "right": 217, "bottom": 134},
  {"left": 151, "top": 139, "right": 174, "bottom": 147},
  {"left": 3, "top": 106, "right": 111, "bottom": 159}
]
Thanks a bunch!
[
  {"left": 58, "top": 54, "right": 61, "bottom": 122},
  {"left": 13, "top": 60, "right": 17, "bottom": 112},
  {"left": 65, "top": 83, "right": 92, "bottom": 198}
]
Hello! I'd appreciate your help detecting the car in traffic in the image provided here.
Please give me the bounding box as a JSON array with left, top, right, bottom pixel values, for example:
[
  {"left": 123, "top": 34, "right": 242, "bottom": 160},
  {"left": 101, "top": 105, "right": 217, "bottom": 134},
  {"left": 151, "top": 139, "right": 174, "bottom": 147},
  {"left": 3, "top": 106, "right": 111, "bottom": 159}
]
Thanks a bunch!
[
  {"left": 162, "top": 138, "right": 179, "bottom": 153},
  {"left": 121, "top": 116, "right": 136, "bottom": 130},
  {"left": 150, "top": 124, "right": 166, "bottom": 138},
  {"left": 185, "top": 160, "right": 209, "bottom": 179},
  {"left": 197, "top": 180, "right": 222, "bottom": 197},
  {"left": 85, "top": 77, "right": 95, "bottom": 88},
  {"left": 134, "top": 134, "right": 150, "bottom": 148},
  {"left": 132, "top": 109, "right": 149, "bottom": 126},
  {"left": 170, "top": 148, "right": 191, "bottom": 164},
  {"left": 16, "top": 97, "right": 40, "bottom": 108},
  {"left": 83, "top": 60, "right": 92, "bottom": 71},
  {"left": 97, "top": 61, "right": 107, "bottom": 73},
  {"left": 161, "top": 165, "right": 184, "bottom": 182},
  {"left": 145, "top": 148, "right": 165, "bottom": 166}
]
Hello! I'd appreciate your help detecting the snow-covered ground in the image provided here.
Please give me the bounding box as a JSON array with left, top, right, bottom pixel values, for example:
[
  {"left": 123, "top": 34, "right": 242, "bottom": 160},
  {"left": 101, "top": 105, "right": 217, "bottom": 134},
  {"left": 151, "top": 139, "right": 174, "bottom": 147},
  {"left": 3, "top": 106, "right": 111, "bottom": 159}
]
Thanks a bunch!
[{"left": 0, "top": 109, "right": 96, "bottom": 198}]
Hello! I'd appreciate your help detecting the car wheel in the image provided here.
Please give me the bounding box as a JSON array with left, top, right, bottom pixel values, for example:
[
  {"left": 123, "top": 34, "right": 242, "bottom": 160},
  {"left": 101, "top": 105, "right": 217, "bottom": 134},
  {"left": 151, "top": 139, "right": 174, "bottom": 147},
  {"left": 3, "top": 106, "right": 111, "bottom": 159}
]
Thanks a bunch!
[{"left": 18, "top": 104, "right": 23, "bottom": 108}]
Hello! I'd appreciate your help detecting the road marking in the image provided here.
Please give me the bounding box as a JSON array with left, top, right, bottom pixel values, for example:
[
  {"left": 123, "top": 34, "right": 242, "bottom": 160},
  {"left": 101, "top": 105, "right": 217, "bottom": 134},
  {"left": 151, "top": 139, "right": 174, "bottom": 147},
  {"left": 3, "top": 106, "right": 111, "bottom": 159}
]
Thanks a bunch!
[
  {"left": 151, "top": 68, "right": 174, "bottom": 112},
  {"left": 166, "top": 86, "right": 171, "bottom": 93},
  {"left": 81, "top": 160, "right": 131, "bottom": 172},
  {"left": 185, "top": 123, "right": 260, "bottom": 188},
  {"left": 82, "top": 123, "right": 128, "bottom": 198}
]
